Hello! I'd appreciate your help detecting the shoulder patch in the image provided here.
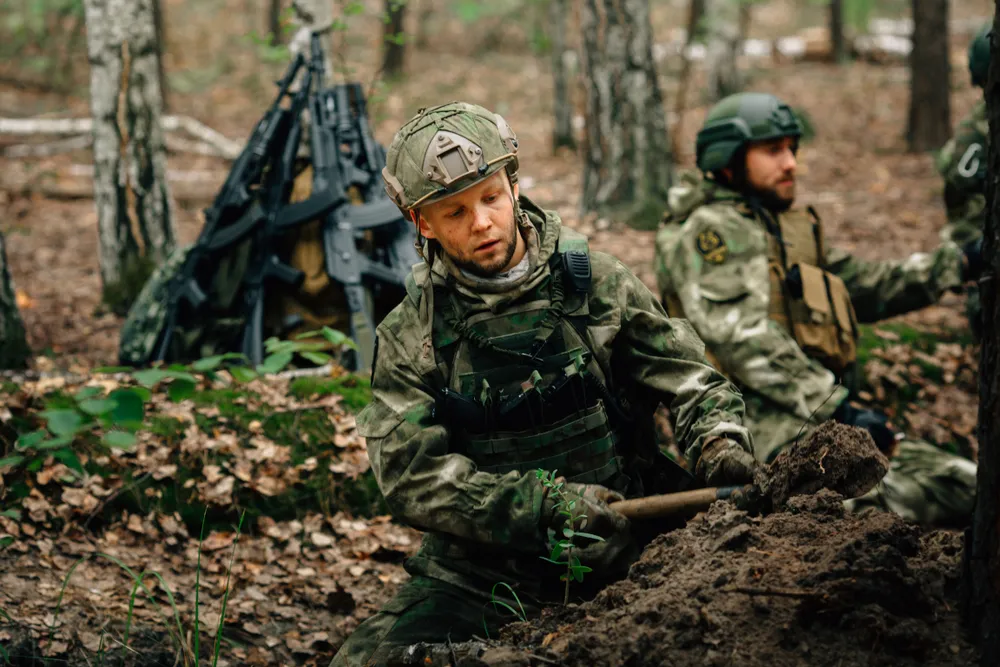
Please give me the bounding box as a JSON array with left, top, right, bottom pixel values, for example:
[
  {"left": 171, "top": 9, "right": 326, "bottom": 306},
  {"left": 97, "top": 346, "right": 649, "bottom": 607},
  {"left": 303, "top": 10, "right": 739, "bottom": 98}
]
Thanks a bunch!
[{"left": 696, "top": 229, "right": 729, "bottom": 264}]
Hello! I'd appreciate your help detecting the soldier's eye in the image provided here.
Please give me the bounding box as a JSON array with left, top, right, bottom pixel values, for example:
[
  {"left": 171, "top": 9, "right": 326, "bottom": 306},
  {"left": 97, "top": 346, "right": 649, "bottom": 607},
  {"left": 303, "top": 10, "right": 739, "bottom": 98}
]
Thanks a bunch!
[{"left": 446, "top": 207, "right": 464, "bottom": 219}]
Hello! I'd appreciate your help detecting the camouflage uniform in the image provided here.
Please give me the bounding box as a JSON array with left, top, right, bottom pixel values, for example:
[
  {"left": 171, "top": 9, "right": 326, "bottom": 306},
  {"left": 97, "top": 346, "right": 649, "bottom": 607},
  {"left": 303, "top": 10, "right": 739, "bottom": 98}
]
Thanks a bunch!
[
  {"left": 655, "top": 142, "right": 975, "bottom": 528},
  {"left": 331, "top": 103, "right": 755, "bottom": 666},
  {"left": 935, "top": 99, "right": 987, "bottom": 246}
]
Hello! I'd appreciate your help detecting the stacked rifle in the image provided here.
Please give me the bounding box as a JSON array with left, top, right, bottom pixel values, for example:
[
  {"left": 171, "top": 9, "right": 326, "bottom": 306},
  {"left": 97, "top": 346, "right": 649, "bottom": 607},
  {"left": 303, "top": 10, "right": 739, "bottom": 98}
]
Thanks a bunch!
[{"left": 147, "top": 34, "right": 418, "bottom": 371}]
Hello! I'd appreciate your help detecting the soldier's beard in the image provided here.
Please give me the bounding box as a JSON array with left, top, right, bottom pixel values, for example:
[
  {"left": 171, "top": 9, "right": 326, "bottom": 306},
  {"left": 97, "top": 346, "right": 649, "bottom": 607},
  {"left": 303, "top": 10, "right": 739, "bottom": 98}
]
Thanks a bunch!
[
  {"left": 747, "top": 183, "right": 795, "bottom": 213},
  {"left": 451, "top": 222, "right": 521, "bottom": 278}
]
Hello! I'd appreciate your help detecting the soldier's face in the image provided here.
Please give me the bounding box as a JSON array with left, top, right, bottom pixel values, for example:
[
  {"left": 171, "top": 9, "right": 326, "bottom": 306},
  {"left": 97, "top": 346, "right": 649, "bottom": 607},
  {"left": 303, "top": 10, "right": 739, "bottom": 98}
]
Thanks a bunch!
[
  {"left": 744, "top": 136, "right": 798, "bottom": 210},
  {"left": 418, "top": 171, "right": 525, "bottom": 277}
]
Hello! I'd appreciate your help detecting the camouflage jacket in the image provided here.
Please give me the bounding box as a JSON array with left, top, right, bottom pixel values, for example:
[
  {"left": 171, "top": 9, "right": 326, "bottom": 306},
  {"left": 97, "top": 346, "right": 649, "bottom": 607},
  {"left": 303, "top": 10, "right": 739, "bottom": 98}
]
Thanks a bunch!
[
  {"left": 654, "top": 175, "right": 965, "bottom": 461},
  {"left": 935, "top": 100, "right": 987, "bottom": 245},
  {"left": 356, "top": 195, "right": 751, "bottom": 598}
]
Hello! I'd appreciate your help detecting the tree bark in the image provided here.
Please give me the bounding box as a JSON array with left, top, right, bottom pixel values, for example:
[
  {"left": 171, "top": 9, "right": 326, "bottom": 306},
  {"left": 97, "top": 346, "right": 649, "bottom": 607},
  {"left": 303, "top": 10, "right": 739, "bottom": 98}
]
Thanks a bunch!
[
  {"left": 84, "top": 0, "right": 175, "bottom": 312},
  {"left": 907, "top": 0, "right": 951, "bottom": 152},
  {"left": 270, "top": 0, "right": 284, "bottom": 45},
  {"left": 382, "top": 0, "right": 407, "bottom": 78},
  {"left": 580, "top": 0, "right": 671, "bottom": 228},
  {"left": 830, "top": 0, "right": 846, "bottom": 63},
  {"left": 152, "top": 0, "right": 168, "bottom": 110},
  {"left": 0, "top": 229, "right": 30, "bottom": 369},
  {"left": 704, "top": 0, "right": 742, "bottom": 102},
  {"left": 551, "top": 0, "right": 576, "bottom": 152},
  {"left": 966, "top": 11, "right": 1000, "bottom": 662}
]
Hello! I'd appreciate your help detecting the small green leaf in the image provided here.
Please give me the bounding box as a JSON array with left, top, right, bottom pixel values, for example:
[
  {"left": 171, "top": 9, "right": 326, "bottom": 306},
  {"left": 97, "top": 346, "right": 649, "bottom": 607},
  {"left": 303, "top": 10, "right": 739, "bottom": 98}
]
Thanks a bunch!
[
  {"left": 0, "top": 455, "right": 25, "bottom": 468},
  {"left": 345, "top": 1, "right": 365, "bottom": 15},
  {"left": 0, "top": 536, "right": 13, "bottom": 551},
  {"left": 36, "top": 435, "right": 75, "bottom": 450},
  {"left": 549, "top": 543, "right": 564, "bottom": 561},
  {"left": 167, "top": 379, "right": 196, "bottom": 402},
  {"left": 191, "top": 353, "right": 248, "bottom": 371},
  {"left": 230, "top": 366, "right": 258, "bottom": 383},
  {"left": 562, "top": 527, "right": 575, "bottom": 539},
  {"left": 103, "top": 431, "right": 137, "bottom": 449},
  {"left": 26, "top": 458, "right": 44, "bottom": 473},
  {"left": 78, "top": 398, "right": 117, "bottom": 416},
  {"left": 133, "top": 368, "right": 171, "bottom": 387},
  {"left": 257, "top": 351, "right": 293, "bottom": 375},
  {"left": 40, "top": 409, "right": 84, "bottom": 436},
  {"left": 15, "top": 429, "right": 46, "bottom": 451},
  {"left": 540, "top": 557, "right": 564, "bottom": 565},
  {"left": 300, "top": 351, "right": 332, "bottom": 365},
  {"left": 52, "top": 449, "right": 84, "bottom": 473},
  {"left": 110, "top": 389, "right": 145, "bottom": 427},
  {"left": 73, "top": 386, "right": 103, "bottom": 401},
  {"left": 1, "top": 509, "right": 21, "bottom": 520},
  {"left": 94, "top": 366, "right": 133, "bottom": 373},
  {"left": 573, "top": 531, "right": 605, "bottom": 543}
]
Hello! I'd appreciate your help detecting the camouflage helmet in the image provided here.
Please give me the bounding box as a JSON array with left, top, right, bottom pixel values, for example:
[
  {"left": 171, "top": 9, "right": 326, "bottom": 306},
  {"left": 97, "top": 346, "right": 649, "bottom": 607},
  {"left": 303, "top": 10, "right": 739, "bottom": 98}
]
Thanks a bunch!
[
  {"left": 695, "top": 92, "right": 802, "bottom": 173},
  {"left": 382, "top": 101, "right": 520, "bottom": 212},
  {"left": 968, "top": 23, "right": 993, "bottom": 88}
]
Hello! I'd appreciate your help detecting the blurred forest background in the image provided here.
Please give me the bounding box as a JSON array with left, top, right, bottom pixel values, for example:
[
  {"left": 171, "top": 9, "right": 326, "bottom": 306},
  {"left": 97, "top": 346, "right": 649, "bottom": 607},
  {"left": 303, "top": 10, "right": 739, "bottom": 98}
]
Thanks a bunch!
[{"left": 0, "top": 1, "right": 996, "bottom": 665}]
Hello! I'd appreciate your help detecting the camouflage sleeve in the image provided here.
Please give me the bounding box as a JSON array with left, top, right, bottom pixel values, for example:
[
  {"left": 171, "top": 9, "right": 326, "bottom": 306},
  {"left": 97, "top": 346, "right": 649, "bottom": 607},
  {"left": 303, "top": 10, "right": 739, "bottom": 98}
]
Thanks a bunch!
[
  {"left": 824, "top": 243, "right": 965, "bottom": 323},
  {"left": 935, "top": 118, "right": 987, "bottom": 199},
  {"left": 654, "top": 205, "right": 848, "bottom": 423},
  {"left": 612, "top": 259, "right": 754, "bottom": 468},
  {"left": 355, "top": 322, "right": 548, "bottom": 553}
]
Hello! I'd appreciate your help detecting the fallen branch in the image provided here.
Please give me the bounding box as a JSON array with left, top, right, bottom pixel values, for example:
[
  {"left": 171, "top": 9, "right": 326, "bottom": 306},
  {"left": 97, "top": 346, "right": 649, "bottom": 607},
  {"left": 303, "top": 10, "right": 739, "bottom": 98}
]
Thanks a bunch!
[
  {"left": 0, "top": 167, "right": 224, "bottom": 204},
  {"left": 1, "top": 134, "right": 93, "bottom": 158},
  {"left": 0, "top": 114, "right": 241, "bottom": 160}
]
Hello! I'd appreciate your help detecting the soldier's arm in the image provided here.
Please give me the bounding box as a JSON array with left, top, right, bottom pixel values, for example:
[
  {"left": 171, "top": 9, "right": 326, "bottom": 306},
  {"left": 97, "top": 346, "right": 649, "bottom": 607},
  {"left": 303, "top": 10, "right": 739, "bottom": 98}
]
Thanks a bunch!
[
  {"left": 611, "top": 257, "right": 753, "bottom": 468},
  {"left": 824, "top": 244, "right": 964, "bottom": 322},
  {"left": 355, "top": 325, "right": 548, "bottom": 553},
  {"left": 936, "top": 120, "right": 987, "bottom": 199},
  {"left": 655, "top": 206, "right": 847, "bottom": 423}
]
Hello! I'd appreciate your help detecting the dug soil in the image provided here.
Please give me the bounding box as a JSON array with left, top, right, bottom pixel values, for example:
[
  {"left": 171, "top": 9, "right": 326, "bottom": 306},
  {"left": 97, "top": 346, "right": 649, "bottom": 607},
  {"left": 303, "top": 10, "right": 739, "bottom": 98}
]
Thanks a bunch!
[{"left": 391, "top": 425, "right": 978, "bottom": 667}]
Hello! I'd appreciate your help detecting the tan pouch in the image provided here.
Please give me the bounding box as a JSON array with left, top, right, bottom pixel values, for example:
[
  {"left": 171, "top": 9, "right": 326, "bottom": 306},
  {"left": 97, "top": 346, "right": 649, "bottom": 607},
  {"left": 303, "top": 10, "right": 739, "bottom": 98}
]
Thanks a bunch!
[{"left": 787, "top": 263, "right": 857, "bottom": 373}]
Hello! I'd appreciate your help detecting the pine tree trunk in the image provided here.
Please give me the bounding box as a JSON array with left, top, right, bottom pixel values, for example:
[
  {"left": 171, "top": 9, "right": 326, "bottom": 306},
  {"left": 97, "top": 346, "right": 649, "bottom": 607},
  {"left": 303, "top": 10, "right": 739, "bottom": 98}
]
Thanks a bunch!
[
  {"left": 382, "top": 0, "right": 407, "bottom": 78},
  {"left": 580, "top": 0, "right": 671, "bottom": 229},
  {"left": 704, "top": 0, "right": 742, "bottom": 102},
  {"left": 0, "top": 229, "right": 30, "bottom": 369},
  {"left": 830, "top": 0, "right": 846, "bottom": 63},
  {"left": 966, "top": 12, "right": 1000, "bottom": 662},
  {"left": 84, "top": 0, "right": 175, "bottom": 313},
  {"left": 153, "top": 0, "right": 168, "bottom": 110},
  {"left": 907, "top": 0, "right": 951, "bottom": 152},
  {"left": 551, "top": 0, "right": 576, "bottom": 152}
]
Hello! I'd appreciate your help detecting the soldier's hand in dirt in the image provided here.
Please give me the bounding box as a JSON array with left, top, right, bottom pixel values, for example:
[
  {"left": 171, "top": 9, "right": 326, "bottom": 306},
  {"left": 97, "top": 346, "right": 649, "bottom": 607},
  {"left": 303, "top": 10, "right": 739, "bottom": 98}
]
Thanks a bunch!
[{"left": 696, "top": 438, "right": 759, "bottom": 486}]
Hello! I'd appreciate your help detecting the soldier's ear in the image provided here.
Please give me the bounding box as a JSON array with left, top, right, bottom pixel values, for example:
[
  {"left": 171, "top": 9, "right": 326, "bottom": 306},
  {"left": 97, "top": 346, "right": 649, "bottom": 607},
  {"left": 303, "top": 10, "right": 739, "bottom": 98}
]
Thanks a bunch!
[
  {"left": 512, "top": 181, "right": 519, "bottom": 200},
  {"left": 417, "top": 214, "right": 437, "bottom": 240}
]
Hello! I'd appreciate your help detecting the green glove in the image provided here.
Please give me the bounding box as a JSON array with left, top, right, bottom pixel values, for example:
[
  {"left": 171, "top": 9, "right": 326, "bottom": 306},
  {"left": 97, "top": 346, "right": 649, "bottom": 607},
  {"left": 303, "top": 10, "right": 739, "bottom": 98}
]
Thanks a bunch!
[{"left": 696, "top": 438, "right": 759, "bottom": 486}]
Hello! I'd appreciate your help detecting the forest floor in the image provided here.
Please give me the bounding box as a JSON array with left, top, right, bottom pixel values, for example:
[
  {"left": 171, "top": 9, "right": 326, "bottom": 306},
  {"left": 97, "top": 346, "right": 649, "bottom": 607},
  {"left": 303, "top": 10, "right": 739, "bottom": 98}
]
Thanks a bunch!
[{"left": 0, "top": 0, "right": 994, "bottom": 664}]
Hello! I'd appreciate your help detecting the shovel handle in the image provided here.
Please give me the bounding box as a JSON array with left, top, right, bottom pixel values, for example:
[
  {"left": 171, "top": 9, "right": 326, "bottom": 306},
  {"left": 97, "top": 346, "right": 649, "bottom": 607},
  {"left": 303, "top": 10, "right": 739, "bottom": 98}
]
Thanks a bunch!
[{"left": 608, "top": 485, "right": 748, "bottom": 520}]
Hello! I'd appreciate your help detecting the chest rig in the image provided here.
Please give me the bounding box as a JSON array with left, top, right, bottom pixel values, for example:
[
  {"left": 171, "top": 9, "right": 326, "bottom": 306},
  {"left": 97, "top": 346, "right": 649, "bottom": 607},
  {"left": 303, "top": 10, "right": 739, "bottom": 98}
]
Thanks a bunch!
[
  {"left": 761, "top": 205, "right": 858, "bottom": 374},
  {"left": 431, "top": 233, "right": 629, "bottom": 491}
]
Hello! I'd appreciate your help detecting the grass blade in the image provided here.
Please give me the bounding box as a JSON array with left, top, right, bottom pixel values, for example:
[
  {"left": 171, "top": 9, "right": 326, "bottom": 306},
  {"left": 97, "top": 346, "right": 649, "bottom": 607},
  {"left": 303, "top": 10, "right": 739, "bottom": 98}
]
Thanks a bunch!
[
  {"left": 194, "top": 507, "right": 208, "bottom": 666},
  {"left": 211, "top": 512, "right": 245, "bottom": 667}
]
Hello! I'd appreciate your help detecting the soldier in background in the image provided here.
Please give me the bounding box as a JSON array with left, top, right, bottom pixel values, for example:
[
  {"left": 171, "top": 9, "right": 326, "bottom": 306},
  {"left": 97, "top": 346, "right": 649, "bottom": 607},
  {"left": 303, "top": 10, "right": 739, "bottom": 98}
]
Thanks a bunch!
[
  {"left": 654, "top": 92, "right": 982, "bottom": 527},
  {"left": 331, "top": 101, "right": 757, "bottom": 666},
  {"left": 935, "top": 22, "right": 991, "bottom": 338}
]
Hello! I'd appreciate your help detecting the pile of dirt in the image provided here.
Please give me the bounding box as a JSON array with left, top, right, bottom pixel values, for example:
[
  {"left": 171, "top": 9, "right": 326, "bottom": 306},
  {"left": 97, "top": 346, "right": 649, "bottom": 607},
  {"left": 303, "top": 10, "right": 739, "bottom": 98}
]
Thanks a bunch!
[{"left": 389, "top": 425, "right": 976, "bottom": 667}]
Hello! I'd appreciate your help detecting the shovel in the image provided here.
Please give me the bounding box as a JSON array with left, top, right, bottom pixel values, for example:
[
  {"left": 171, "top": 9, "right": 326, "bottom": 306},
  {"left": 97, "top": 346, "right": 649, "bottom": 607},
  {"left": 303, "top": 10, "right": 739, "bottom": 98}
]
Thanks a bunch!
[{"left": 609, "top": 485, "right": 753, "bottom": 520}]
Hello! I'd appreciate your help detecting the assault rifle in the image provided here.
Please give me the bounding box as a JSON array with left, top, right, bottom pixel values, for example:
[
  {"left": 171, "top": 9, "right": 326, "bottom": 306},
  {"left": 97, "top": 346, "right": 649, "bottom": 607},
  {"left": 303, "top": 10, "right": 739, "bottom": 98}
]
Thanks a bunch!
[
  {"left": 134, "top": 32, "right": 417, "bottom": 371},
  {"left": 150, "top": 53, "right": 306, "bottom": 363}
]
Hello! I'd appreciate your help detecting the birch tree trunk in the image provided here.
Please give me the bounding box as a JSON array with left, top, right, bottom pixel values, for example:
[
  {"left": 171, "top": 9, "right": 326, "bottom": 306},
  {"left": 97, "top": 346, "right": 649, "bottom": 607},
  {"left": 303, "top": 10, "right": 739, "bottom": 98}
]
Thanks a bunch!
[
  {"left": 84, "top": 0, "right": 175, "bottom": 314},
  {"left": 580, "top": 0, "right": 671, "bottom": 229},
  {"left": 551, "top": 0, "right": 576, "bottom": 151},
  {"left": 966, "top": 12, "right": 1000, "bottom": 662},
  {"left": 0, "top": 230, "right": 30, "bottom": 369},
  {"left": 704, "top": 0, "right": 742, "bottom": 102},
  {"left": 289, "top": 0, "right": 335, "bottom": 77},
  {"left": 907, "top": 0, "right": 951, "bottom": 152}
]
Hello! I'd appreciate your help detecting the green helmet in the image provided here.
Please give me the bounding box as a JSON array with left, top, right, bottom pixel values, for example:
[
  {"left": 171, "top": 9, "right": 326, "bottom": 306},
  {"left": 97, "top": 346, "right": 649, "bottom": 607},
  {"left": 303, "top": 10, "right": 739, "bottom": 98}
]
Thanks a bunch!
[
  {"left": 695, "top": 92, "right": 802, "bottom": 173},
  {"left": 968, "top": 23, "right": 993, "bottom": 88},
  {"left": 382, "top": 101, "right": 520, "bottom": 212}
]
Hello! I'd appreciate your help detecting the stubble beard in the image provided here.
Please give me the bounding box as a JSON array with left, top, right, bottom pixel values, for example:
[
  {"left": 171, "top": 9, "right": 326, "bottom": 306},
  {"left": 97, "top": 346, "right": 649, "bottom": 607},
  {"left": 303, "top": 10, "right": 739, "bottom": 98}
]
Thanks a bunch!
[
  {"left": 752, "top": 180, "right": 796, "bottom": 214},
  {"left": 452, "top": 221, "right": 520, "bottom": 278}
]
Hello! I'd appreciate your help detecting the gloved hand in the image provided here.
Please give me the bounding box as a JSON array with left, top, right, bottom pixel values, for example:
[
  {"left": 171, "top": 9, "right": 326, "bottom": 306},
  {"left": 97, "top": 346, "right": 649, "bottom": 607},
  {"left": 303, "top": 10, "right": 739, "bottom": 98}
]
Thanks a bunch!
[
  {"left": 831, "top": 400, "right": 896, "bottom": 453},
  {"left": 695, "top": 438, "right": 759, "bottom": 486},
  {"left": 962, "top": 237, "right": 985, "bottom": 282},
  {"left": 542, "top": 482, "right": 634, "bottom": 571}
]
